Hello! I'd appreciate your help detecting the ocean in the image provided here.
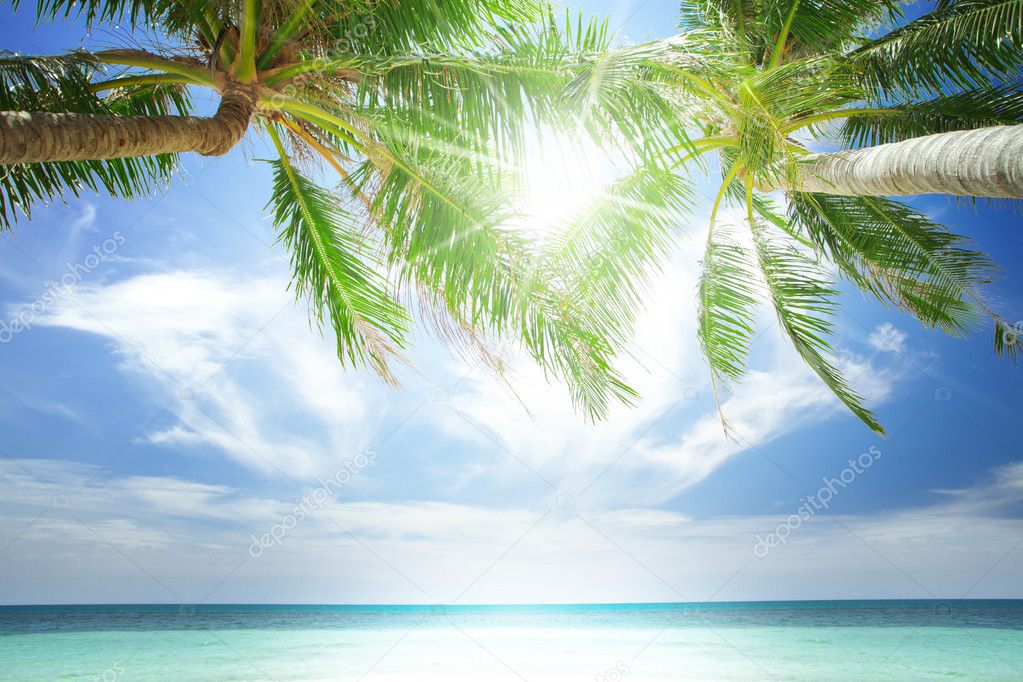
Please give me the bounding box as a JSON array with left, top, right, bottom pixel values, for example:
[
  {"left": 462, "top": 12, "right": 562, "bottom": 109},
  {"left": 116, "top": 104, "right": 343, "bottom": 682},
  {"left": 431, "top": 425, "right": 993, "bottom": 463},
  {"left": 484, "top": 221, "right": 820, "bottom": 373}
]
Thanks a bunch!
[{"left": 1, "top": 600, "right": 1021, "bottom": 680}]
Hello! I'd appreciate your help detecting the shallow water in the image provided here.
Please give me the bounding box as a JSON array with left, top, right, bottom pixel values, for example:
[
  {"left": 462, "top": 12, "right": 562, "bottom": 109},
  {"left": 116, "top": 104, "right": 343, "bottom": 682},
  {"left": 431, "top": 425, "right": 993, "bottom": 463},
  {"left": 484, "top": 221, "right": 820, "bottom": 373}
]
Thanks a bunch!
[{"left": 2, "top": 601, "right": 1022, "bottom": 680}]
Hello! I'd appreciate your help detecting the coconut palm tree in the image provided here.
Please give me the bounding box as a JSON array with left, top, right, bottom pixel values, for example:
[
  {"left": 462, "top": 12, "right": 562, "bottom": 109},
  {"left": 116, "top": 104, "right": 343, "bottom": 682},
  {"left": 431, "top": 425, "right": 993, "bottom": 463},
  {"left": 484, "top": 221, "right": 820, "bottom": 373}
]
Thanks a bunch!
[
  {"left": 0, "top": 0, "right": 692, "bottom": 420},
  {"left": 4, "top": 1, "right": 1021, "bottom": 435},
  {"left": 624, "top": 0, "right": 1023, "bottom": 433}
]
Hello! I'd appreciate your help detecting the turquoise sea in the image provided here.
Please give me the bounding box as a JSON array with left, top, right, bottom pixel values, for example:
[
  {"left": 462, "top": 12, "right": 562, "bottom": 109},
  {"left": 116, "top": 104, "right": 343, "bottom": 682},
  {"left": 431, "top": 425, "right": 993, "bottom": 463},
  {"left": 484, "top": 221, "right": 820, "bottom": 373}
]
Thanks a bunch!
[{"left": 1, "top": 600, "right": 1022, "bottom": 680}]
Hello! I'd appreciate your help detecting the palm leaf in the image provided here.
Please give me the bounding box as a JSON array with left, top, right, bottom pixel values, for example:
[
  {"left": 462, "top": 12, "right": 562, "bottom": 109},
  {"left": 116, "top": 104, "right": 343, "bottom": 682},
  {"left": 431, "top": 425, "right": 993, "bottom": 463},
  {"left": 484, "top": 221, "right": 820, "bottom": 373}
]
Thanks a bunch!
[
  {"left": 788, "top": 192, "right": 997, "bottom": 337},
  {"left": 267, "top": 135, "right": 410, "bottom": 384},
  {"left": 851, "top": 0, "right": 1023, "bottom": 97},
  {"left": 351, "top": 125, "right": 644, "bottom": 419},
  {"left": 544, "top": 163, "right": 692, "bottom": 335},
  {"left": 697, "top": 225, "right": 759, "bottom": 427},
  {"left": 752, "top": 216, "right": 884, "bottom": 433},
  {"left": 841, "top": 84, "right": 1023, "bottom": 146}
]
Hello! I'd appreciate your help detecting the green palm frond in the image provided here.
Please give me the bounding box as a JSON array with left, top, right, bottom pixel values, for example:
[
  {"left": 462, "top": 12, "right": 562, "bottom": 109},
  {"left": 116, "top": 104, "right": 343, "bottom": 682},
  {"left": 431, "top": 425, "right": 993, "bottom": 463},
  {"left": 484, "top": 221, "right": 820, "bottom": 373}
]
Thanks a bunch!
[
  {"left": 0, "top": 155, "right": 175, "bottom": 230},
  {"left": 0, "top": 51, "right": 99, "bottom": 111},
  {"left": 268, "top": 132, "right": 411, "bottom": 384},
  {"left": 851, "top": 0, "right": 1023, "bottom": 97},
  {"left": 103, "top": 79, "right": 194, "bottom": 116},
  {"left": 20, "top": 0, "right": 220, "bottom": 40},
  {"left": 841, "top": 85, "right": 1023, "bottom": 146},
  {"left": 760, "top": 0, "right": 903, "bottom": 59},
  {"left": 561, "top": 39, "right": 691, "bottom": 159},
  {"left": 345, "top": 13, "right": 681, "bottom": 163},
  {"left": 22, "top": 0, "right": 155, "bottom": 27},
  {"left": 354, "top": 128, "right": 511, "bottom": 303},
  {"left": 788, "top": 192, "right": 998, "bottom": 337},
  {"left": 752, "top": 214, "right": 884, "bottom": 434},
  {"left": 680, "top": 0, "right": 903, "bottom": 63},
  {"left": 544, "top": 163, "right": 693, "bottom": 342},
  {"left": 349, "top": 107, "right": 684, "bottom": 418},
  {"left": 325, "top": 0, "right": 545, "bottom": 54},
  {"left": 697, "top": 226, "right": 758, "bottom": 423},
  {"left": 994, "top": 319, "right": 1023, "bottom": 362}
]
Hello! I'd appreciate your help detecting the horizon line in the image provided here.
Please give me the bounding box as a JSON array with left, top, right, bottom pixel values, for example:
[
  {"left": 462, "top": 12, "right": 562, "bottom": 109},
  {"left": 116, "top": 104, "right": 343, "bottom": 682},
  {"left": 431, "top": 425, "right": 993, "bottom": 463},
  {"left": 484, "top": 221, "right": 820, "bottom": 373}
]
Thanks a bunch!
[{"left": 4, "top": 597, "right": 1023, "bottom": 608}]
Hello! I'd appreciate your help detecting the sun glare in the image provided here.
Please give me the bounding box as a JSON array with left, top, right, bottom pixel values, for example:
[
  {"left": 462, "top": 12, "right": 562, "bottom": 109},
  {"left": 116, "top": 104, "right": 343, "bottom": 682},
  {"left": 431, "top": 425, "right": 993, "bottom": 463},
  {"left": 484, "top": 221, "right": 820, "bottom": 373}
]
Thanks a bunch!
[{"left": 509, "top": 129, "right": 617, "bottom": 242}]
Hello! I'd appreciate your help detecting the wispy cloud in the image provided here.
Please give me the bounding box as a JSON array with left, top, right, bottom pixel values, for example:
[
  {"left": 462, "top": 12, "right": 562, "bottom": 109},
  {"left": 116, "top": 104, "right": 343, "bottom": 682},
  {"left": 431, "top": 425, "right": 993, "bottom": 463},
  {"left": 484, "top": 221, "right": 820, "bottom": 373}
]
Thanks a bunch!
[
  {"left": 869, "top": 322, "right": 908, "bottom": 354},
  {"left": 35, "top": 271, "right": 384, "bottom": 477},
  {"left": 29, "top": 244, "right": 905, "bottom": 501},
  {"left": 1, "top": 457, "right": 1020, "bottom": 604}
]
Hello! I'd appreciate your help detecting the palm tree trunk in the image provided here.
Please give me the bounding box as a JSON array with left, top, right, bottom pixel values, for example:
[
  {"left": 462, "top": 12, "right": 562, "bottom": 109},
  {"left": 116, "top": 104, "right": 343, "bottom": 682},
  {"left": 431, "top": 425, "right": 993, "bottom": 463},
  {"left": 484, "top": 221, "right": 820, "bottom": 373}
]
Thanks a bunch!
[
  {"left": 766, "top": 125, "right": 1023, "bottom": 198},
  {"left": 0, "top": 85, "right": 257, "bottom": 164}
]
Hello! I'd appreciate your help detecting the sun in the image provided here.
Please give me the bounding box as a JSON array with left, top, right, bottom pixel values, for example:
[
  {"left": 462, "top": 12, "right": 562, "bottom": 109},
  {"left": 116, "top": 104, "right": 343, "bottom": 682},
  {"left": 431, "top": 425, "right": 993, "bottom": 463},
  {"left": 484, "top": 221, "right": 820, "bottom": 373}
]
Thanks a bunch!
[{"left": 508, "top": 128, "right": 617, "bottom": 243}]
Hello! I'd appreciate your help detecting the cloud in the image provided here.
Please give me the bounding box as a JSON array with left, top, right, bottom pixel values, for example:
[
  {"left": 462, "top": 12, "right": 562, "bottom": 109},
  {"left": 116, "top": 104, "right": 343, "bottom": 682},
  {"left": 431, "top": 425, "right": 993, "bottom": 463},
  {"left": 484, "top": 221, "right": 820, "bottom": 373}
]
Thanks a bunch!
[
  {"left": 419, "top": 225, "right": 905, "bottom": 505},
  {"left": 1, "top": 457, "right": 1020, "bottom": 604},
  {"left": 28, "top": 239, "right": 904, "bottom": 501},
  {"left": 69, "top": 202, "right": 98, "bottom": 235},
  {"left": 933, "top": 460, "right": 1023, "bottom": 513},
  {"left": 34, "top": 271, "right": 384, "bottom": 477},
  {"left": 869, "top": 322, "right": 908, "bottom": 354}
]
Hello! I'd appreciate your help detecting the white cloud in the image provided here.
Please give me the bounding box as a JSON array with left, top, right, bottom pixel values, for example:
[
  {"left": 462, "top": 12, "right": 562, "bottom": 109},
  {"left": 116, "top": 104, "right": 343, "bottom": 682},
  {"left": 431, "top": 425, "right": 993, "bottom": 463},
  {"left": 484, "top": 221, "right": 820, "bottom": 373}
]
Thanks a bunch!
[
  {"left": 35, "top": 271, "right": 383, "bottom": 477},
  {"left": 439, "top": 245, "right": 902, "bottom": 504},
  {"left": 28, "top": 229, "right": 904, "bottom": 501},
  {"left": 1, "top": 457, "right": 1020, "bottom": 604},
  {"left": 869, "top": 322, "right": 908, "bottom": 354},
  {"left": 69, "top": 202, "right": 98, "bottom": 234},
  {"left": 933, "top": 460, "right": 1023, "bottom": 512}
]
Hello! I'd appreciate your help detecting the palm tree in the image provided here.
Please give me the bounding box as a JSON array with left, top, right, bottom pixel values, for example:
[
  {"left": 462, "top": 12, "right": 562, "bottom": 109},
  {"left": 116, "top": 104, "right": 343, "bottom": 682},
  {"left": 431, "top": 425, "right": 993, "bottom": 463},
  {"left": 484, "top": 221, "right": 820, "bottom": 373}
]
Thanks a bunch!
[
  {"left": 626, "top": 0, "right": 1023, "bottom": 433},
  {"left": 0, "top": 0, "right": 691, "bottom": 420},
  {"left": 4, "top": 1, "right": 1021, "bottom": 435}
]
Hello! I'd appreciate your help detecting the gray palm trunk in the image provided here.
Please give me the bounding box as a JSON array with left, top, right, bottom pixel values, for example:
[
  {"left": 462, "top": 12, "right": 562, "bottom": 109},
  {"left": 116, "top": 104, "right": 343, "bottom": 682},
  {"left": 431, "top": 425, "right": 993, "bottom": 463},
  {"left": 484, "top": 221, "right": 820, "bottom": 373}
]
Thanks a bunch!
[
  {"left": 0, "top": 85, "right": 257, "bottom": 164},
  {"left": 766, "top": 125, "right": 1023, "bottom": 198}
]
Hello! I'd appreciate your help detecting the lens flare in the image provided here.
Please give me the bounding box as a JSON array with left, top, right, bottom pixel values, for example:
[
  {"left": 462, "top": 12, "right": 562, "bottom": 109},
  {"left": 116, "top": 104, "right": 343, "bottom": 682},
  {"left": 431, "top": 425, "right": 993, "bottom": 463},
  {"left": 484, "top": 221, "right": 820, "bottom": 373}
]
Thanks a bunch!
[{"left": 508, "top": 129, "right": 616, "bottom": 242}]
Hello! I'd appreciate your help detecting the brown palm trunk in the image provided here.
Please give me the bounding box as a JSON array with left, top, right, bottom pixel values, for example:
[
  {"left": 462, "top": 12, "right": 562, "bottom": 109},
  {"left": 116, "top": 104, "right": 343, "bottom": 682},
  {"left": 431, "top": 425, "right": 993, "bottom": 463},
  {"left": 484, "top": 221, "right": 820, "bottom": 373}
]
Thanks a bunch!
[{"left": 0, "top": 84, "right": 257, "bottom": 164}]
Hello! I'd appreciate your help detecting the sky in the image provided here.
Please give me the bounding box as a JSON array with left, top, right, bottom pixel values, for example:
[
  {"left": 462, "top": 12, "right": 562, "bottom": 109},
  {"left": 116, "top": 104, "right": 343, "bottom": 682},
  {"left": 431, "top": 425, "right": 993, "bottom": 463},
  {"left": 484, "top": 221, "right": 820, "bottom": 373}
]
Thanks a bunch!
[{"left": 1, "top": 1, "right": 1022, "bottom": 606}]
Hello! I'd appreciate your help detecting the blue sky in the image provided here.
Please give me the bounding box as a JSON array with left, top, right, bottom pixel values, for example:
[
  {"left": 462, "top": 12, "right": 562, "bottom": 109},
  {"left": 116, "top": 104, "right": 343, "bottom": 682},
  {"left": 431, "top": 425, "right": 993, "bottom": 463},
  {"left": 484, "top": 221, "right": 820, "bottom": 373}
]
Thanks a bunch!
[{"left": 1, "top": 1, "right": 1022, "bottom": 605}]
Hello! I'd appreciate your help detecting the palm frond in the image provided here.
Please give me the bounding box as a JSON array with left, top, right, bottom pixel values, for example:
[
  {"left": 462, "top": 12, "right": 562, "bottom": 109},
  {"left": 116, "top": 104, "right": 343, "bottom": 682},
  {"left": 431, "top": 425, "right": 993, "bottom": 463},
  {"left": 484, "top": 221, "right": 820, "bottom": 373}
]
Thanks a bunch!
[
  {"left": 851, "top": 0, "right": 1023, "bottom": 97},
  {"left": 318, "top": 0, "right": 545, "bottom": 54},
  {"left": 268, "top": 136, "right": 410, "bottom": 384},
  {"left": 544, "top": 163, "right": 693, "bottom": 346},
  {"left": 751, "top": 214, "right": 884, "bottom": 433},
  {"left": 841, "top": 84, "right": 1023, "bottom": 146},
  {"left": 763, "top": 0, "right": 902, "bottom": 60},
  {"left": 0, "top": 50, "right": 99, "bottom": 111},
  {"left": 697, "top": 225, "right": 759, "bottom": 425},
  {"left": 19, "top": 0, "right": 155, "bottom": 27},
  {"left": 17, "top": 0, "right": 216, "bottom": 38},
  {"left": 352, "top": 122, "right": 649, "bottom": 418},
  {"left": 104, "top": 81, "right": 194, "bottom": 116},
  {"left": 680, "top": 0, "right": 903, "bottom": 64},
  {"left": 788, "top": 192, "right": 997, "bottom": 337},
  {"left": 561, "top": 38, "right": 691, "bottom": 160}
]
